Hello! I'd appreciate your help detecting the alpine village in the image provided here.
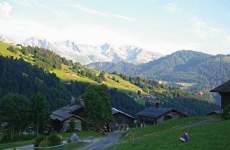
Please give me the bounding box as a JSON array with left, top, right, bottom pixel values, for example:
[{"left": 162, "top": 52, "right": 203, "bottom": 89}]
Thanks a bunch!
[{"left": 0, "top": 1, "right": 230, "bottom": 150}]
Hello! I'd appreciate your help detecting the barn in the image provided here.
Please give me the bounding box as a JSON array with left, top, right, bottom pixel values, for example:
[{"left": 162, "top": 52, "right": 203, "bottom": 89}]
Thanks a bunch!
[
  {"left": 50, "top": 105, "right": 134, "bottom": 131},
  {"left": 211, "top": 80, "right": 230, "bottom": 109},
  {"left": 50, "top": 105, "right": 85, "bottom": 132},
  {"left": 111, "top": 108, "right": 135, "bottom": 129},
  {"left": 136, "top": 107, "right": 186, "bottom": 125}
]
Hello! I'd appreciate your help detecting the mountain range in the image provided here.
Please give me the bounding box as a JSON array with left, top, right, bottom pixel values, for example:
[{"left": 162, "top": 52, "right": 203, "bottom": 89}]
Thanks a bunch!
[
  {"left": 0, "top": 40, "right": 218, "bottom": 114},
  {"left": 1, "top": 34, "right": 230, "bottom": 94},
  {"left": 88, "top": 50, "right": 230, "bottom": 93},
  {"left": 0, "top": 35, "right": 161, "bottom": 65}
]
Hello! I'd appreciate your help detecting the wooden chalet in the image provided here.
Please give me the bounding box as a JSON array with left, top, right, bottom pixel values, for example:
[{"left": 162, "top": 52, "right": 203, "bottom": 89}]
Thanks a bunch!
[
  {"left": 50, "top": 105, "right": 134, "bottom": 132},
  {"left": 207, "top": 110, "right": 222, "bottom": 116},
  {"left": 111, "top": 108, "right": 135, "bottom": 129},
  {"left": 136, "top": 107, "right": 186, "bottom": 125},
  {"left": 50, "top": 105, "right": 85, "bottom": 132},
  {"left": 211, "top": 80, "right": 230, "bottom": 109}
]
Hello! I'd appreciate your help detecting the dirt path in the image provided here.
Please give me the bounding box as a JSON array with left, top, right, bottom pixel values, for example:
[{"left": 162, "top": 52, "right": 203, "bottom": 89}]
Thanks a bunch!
[{"left": 79, "top": 131, "right": 124, "bottom": 150}]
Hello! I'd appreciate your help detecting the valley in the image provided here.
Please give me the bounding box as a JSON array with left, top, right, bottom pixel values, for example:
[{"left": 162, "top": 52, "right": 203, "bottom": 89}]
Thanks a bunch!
[
  {"left": 1, "top": 1, "right": 230, "bottom": 149},
  {"left": 89, "top": 50, "right": 230, "bottom": 100},
  {"left": 0, "top": 38, "right": 225, "bottom": 150}
]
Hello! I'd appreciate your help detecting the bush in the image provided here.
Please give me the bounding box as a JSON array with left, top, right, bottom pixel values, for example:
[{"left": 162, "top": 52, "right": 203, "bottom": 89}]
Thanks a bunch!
[
  {"left": 34, "top": 135, "right": 45, "bottom": 147},
  {"left": 68, "top": 119, "right": 76, "bottom": 132},
  {"left": 0, "top": 133, "right": 35, "bottom": 143},
  {"left": 222, "top": 105, "right": 230, "bottom": 120},
  {"left": 46, "top": 134, "right": 62, "bottom": 146}
]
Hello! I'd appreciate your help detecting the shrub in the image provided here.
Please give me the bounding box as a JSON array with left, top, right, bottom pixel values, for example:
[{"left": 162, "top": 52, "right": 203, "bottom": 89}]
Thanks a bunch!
[
  {"left": 46, "top": 134, "right": 62, "bottom": 146},
  {"left": 34, "top": 135, "right": 45, "bottom": 147},
  {"left": 68, "top": 119, "right": 76, "bottom": 132},
  {"left": 0, "top": 133, "right": 35, "bottom": 143},
  {"left": 222, "top": 105, "right": 230, "bottom": 120}
]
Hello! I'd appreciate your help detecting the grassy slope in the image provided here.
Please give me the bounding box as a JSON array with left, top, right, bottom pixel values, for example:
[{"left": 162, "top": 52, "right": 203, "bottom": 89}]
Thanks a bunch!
[
  {"left": 104, "top": 74, "right": 146, "bottom": 93},
  {"left": 108, "top": 116, "right": 230, "bottom": 150},
  {"left": 0, "top": 41, "right": 143, "bottom": 94}
]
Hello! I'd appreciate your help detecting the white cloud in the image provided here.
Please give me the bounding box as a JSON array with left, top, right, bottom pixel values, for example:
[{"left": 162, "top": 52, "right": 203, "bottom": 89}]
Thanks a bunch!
[
  {"left": 14, "top": 0, "right": 37, "bottom": 7},
  {"left": 0, "top": 1, "right": 13, "bottom": 17},
  {"left": 192, "top": 16, "right": 221, "bottom": 38},
  {"left": 164, "top": 2, "right": 177, "bottom": 13},
  {"left": 73, "top": 4, "right": 136, "bottom": 22},
  {"left": 0, "top": 18, "right": 139, "bottom": 45},
  {"left": 224, "top": 35, "right": 230, "bottom": 43}
]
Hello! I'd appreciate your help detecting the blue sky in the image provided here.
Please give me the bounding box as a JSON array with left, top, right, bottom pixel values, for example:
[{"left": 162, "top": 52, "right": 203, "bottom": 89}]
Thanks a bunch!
[{"left": 0, "top": 0, "right": 230, "bottom": 54}]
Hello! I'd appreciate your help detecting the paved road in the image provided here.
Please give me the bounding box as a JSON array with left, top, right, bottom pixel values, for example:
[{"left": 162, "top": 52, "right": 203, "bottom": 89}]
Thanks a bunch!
[
  {"left": 79, "top": 131, "right": 124, "bottom": 150},
  {"left": 5, "top": 145, "right": 33, "bottom": 150},
  {"left": 5, "top": 131, "right": 124, "bottom": 150}
]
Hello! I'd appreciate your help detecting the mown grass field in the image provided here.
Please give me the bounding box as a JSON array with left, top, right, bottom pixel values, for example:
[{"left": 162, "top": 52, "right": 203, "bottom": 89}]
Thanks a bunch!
[{"left": 107, "top": 116, "right": 230, "bottom": 150}]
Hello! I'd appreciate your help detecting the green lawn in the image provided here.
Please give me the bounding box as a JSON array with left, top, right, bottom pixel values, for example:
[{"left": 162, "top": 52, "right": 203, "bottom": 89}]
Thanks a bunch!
[
  {"left": 0, "top": 139, "right": 34, "bottom": 150},
  {"left": 61, "top": 142, "right": 86, "bottom": 150},
  {"left": 0, "top": 130, "right": 102, "bottom": 149},
  {"left": 34, "top": 142, "right": 86, "bottom": 150},
  {"left": 107, "top": 116, "right": 230, "bottom": 150}
]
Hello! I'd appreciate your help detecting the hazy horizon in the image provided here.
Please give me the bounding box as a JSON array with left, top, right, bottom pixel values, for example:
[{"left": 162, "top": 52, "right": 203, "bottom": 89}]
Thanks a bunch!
[{"left": 0, "top": 0, "right": 230, "bottom": 55}]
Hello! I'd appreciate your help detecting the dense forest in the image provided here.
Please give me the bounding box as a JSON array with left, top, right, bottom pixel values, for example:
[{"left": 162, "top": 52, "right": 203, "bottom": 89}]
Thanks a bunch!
[{"left": 0, "top": 56, "right": 142, "bottom": 114}]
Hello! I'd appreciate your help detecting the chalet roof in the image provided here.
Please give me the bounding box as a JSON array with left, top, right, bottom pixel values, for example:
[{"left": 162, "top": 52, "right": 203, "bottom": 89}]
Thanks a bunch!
[
  {"left": 51, "top": 105, "right": 134, "bottom": 121},
  {"left": 207, "top": 110, "right": 222, "bottom": 115},
  {"left": 211, "top": 80, "right": 230, "bottom": 93},
  {"left": 112, "top": 107, "right": 134, "bottom": 119},
  {"left": 136, "top": 107, "right": 184, "bottom": 118},
  {"left": 50, "top": 105, "right": 83, "bottom": 122}
]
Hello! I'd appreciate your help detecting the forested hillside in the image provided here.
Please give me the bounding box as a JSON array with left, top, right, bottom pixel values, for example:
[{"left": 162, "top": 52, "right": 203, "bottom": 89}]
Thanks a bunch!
[
  {"left": 0, "top": 56, "right": 144, "bottom": 114},
  {"left": 0, "top": 41, "right": 218, "bottom": 115},
  {"left": 89, "top": 50, "right": 230, "bottom": 96},
  {"left": 0, "top": 41, "right": 144, "bottom": 93}
]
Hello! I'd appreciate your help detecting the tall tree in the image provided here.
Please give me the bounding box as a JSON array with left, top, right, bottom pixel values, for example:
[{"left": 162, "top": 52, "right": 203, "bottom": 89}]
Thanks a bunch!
[
  {"left": 30, "top": 93, "right": 49, "bottom": 135},
  {"left": 81, "top": 85, "right": 112, "bottom": 130},
  {"left": 0, "top": 94, "right": 30, "bottom": 140}
]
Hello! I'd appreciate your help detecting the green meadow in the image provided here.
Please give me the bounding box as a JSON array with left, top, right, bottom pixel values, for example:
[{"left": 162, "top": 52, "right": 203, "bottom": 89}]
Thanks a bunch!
[{"left": 107, "top": 116, "right": 230, "bottom": 150}]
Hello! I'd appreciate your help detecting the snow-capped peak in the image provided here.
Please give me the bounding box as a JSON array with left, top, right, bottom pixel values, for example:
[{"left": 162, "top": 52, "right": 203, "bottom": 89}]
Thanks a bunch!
[
  {"left": 0, "top": 34, "right": 16, "bottom": 43},
  {"left": 22, "top": 37, "right": 54, "bottom": 50},
  {"left": 0, "top": 34, "right": 162, "bottom": 65}
]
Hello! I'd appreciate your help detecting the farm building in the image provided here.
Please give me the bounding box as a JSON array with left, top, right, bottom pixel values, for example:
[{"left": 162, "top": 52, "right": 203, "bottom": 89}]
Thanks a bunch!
[
  {"left": 211, "top": 80, "right": 230, "bottom": 109},
  {"left": 111, "top": 108, "right": 135, "bottom": 129},
  {"left": 50, "top": 105, "right": 134, "bottom": 131},
  {"left": 50, "top": 105, "right": 85, "bottom": 132},
  {"left": 136, "top": 106, "right": 186, "bottom": 125}
]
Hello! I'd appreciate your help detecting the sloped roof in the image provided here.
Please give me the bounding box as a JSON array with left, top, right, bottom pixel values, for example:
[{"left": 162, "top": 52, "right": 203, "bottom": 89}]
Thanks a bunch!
[
  {"left": 211, "top": 80, "right": 230, "bottom": 92},
  {"left": 112, "top": 107, "right": 134, "bottom": 119},
  {"left": 51, "top": 105, "right": 134, "bottom": 121},
  {"left": 50, "top": 105, "right": 83, "bottom": 122},
  {"left": 207, "top": 110, "right": 222, "bottom": 115},
  {"left": 136, "top": 107, "right": 183, "bottom": 118}
]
